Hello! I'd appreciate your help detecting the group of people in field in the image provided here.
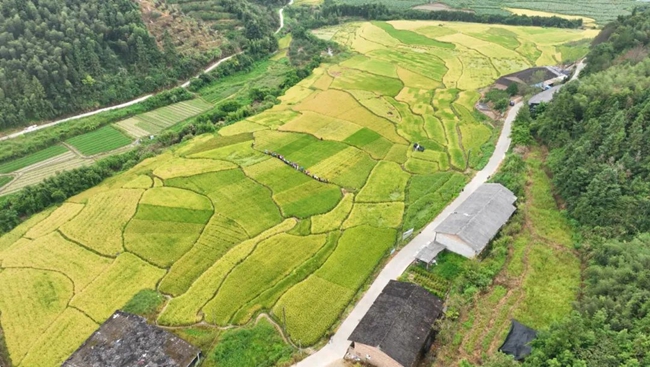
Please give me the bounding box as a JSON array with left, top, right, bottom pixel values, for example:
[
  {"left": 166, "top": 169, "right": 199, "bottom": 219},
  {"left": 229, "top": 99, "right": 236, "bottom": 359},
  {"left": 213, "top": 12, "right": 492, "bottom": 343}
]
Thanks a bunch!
[{"left": 264, "top": 150, "right": 329, "bottom": 183}]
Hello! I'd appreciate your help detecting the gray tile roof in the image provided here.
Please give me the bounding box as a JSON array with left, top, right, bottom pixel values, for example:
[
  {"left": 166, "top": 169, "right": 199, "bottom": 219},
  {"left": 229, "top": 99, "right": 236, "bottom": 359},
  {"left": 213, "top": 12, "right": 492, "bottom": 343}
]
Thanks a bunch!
[
  {"left": 435, "top": 183, "right": 516, "bottom": 254},
  {"left": 349, "top": 280, "right": 444, "bottom": 367},
  {"left": 529, "top": 85, "right": 563, "bottom": 105},
  {"left": 416, "top": 243, "right": 446, "bottom": 264},
  {"left": 63, "top": 311, "right": 200, "bottom": 367}
]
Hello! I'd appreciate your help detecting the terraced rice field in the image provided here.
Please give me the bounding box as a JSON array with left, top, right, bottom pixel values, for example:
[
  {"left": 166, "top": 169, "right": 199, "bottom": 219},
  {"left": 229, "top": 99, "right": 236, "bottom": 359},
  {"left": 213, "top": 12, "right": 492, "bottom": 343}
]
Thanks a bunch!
[
  {"left": 0, "top": 21, "right": 596, "bottom": 366},
  {"left": 115, "top": 99, "right": 213, "bottom": 138}
]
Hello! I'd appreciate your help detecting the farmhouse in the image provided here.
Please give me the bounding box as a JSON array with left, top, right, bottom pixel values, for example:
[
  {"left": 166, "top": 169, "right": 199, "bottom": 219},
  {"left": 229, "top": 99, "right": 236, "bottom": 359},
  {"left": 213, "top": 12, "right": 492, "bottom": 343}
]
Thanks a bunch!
[
  {"left": 63, "top": 311, "right": 201, "bottom": 367},
  {"left": 347, "top": 280, "right": 444, "bottom": 367},
  {"left": 432, "top": 183, "right": 516, "bottom": 259},
  {"left": 495, "top": 66, "right": 567, "bottom": 90}
]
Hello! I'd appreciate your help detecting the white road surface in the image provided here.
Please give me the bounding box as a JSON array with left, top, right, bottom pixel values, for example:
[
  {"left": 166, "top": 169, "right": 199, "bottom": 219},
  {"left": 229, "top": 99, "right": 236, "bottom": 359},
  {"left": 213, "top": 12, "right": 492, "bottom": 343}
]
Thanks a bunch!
[
  {"left": 294, "top": 102, "right": 524, "bottom": 367},
  {"left": 1, "top": 0, "right": 295, "bottom": 142}
]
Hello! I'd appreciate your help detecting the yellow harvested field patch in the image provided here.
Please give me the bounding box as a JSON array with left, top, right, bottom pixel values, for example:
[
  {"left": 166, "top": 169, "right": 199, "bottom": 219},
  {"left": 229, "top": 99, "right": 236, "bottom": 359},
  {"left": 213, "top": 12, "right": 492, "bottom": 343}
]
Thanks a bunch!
[
  {"left": 61, "top": 189, "right": 142, "bottom": 256},
  {"left": 0, "top": 268, "right": 72, "bottom": 363},
  {"left": 152, "top": 157, "right": 236, "bottom": 179},
  {"left": 122, "top": 175, "right": 153, "bottom": 189},
  {"left": 19, "top": 308, "right": 98, "bottom": 367},
  {"left": 219, "top": 120, "right": 268, "bottom": 136},
  {"left": 1, "top": 232, "right": 112, "bottom": 293},
  {"left": 140, "top": 187, "right": 212, "bottom": 210},
  {"left": 275, "top": 86, "right": 315, "bottom": 108},
  {"left": 311, "top": 72, "right": 334, "bottom": 90},
  {"left": 294, "top": 89, "right": 361, "bottom": 118},
  {"left": 24, "top": 203, "right": 84, "bottom": 239},
  {"left": 70, "top": 253, "right": 165, "bottom": 322},
  {"left": 279, "top": 111, "right": 362, "bottom": 141}
]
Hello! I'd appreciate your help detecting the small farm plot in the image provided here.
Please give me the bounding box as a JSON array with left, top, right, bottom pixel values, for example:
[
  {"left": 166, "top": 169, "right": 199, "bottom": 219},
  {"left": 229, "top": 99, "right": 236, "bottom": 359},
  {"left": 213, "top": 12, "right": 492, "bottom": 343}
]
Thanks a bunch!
[
  {"left": 0, "top": 145, "right": 68, "bottom": 173},
  {"left": 115, "top": 99, "right": 213, "bottom": 138},
  {"left": 65, "top": 125, "right": 132, "bottom": 156}
]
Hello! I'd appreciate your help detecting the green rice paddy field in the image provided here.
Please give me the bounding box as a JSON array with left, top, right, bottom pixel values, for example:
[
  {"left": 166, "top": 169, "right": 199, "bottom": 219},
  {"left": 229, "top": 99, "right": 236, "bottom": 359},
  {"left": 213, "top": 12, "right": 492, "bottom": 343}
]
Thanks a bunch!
[{"left": 0, "top": 21, "right": 595, "bottom": 367}]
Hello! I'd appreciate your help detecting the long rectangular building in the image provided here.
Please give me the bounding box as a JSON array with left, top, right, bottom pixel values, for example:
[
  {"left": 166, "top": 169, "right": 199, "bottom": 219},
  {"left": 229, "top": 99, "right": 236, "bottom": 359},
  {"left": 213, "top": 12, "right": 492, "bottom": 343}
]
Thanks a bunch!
[{"left": 433, "top": 183, "right": 516, "bottom": 258}]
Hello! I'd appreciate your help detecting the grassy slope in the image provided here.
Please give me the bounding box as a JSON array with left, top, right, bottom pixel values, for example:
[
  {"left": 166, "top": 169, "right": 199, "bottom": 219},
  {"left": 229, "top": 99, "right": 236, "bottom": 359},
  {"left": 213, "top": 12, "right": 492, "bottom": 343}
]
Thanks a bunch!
[{"left": 432, "top": 147, "right": 580, "bottom": 365}]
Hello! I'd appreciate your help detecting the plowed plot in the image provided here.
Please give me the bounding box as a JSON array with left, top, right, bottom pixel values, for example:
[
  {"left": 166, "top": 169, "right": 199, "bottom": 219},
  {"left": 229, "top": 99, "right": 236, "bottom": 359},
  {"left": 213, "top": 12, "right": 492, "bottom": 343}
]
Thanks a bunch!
[{"left": 115, "top": 99, "right": 212, "bottom": 138}]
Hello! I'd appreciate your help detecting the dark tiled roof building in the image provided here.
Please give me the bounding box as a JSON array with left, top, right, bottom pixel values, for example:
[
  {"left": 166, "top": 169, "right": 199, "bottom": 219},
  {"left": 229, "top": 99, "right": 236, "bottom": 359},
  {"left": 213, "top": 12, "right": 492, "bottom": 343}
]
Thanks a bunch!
[
  {"left": 348, "top": 281, "right": 444, "bottom": 367},
  {"left": 62, "top": 311, "right": 200, "bottom": 367}
]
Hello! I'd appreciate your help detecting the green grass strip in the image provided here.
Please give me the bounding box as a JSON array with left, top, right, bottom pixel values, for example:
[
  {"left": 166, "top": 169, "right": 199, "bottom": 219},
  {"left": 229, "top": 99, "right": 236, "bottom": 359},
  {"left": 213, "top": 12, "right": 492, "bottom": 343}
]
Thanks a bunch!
[{"left": 0, "top": 145, "right": 68, "bottom": 173}]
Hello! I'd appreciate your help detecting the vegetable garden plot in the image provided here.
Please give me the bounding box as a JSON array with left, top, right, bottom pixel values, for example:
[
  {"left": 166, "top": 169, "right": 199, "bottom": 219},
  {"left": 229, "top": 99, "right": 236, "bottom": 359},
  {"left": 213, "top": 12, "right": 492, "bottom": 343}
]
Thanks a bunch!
[
  {"left": 66, "top": 125, "right": 132, "bottom": 156},
  {"left": 0, "top": 145, "right": 68, "bottom": 174},
  {"left": 115, "top": 99, "right": 212, "bottom": 137},
  {"left": 1, "top": 231, "right": 112, "bottom": 292}
]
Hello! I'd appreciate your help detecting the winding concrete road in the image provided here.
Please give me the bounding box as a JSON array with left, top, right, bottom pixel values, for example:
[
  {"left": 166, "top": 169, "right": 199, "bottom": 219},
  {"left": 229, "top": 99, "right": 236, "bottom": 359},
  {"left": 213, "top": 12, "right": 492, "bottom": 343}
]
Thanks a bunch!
[
  {"left": 295, "top": 101, "right": 524, "bottom": 367},
  {"left": 1, "top": 0, "right": 295, "bottom": 142},
  {"left": 276, "top": 0, "right": 294, "bottom": 34}
]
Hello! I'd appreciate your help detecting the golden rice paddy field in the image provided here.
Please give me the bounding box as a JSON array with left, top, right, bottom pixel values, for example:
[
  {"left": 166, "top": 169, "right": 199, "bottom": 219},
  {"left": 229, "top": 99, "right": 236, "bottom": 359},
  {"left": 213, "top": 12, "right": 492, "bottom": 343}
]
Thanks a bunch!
[{"left": 0, "top": 21, "right": 596, "bottom": 366}]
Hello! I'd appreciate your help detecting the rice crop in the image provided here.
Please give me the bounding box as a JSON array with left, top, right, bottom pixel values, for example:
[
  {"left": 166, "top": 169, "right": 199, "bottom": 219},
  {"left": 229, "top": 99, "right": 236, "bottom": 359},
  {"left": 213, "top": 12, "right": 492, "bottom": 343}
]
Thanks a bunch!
[{"left": 357, "top": 161, "right": 411, "bottom": 202}]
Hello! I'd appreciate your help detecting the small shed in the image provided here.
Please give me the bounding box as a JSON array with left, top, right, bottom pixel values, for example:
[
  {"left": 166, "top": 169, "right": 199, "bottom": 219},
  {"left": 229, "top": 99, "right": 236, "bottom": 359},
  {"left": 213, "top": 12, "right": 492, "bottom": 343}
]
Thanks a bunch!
[
  {"left": 433, "top": 183, "right": 516, "bottom": 258},
  {"left": 348, "top": 280, "right": 444, "bottom": 367},
  {"left": 63, "top": 311, "right": 201, "bottom": 367},
  {"left": 499, "top": 320, "right": 538, "bottom": 361},
  {"left": 415, "top": 243, "right": 446, "bottom": 268}
]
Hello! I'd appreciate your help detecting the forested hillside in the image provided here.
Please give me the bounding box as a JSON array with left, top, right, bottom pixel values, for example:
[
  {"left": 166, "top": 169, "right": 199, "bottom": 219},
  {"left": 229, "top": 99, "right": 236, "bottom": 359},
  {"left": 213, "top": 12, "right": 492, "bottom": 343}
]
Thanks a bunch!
[
  {"left": 511, "top": 10, "right": 650, "bottom": 366},
  {"left": 0, "top": 0, "right": 279, "bottom": 130}
]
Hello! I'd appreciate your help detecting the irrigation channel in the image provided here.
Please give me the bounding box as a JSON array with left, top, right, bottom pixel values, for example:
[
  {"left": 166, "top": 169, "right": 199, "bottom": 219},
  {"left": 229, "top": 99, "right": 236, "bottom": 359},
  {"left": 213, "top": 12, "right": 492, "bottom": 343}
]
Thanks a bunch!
[
  {"left": 295, "top": 59, "right": 587, "bottom": 367},
  {"left": 0, "top": 0, "right": 294, "bottom": 142}
]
